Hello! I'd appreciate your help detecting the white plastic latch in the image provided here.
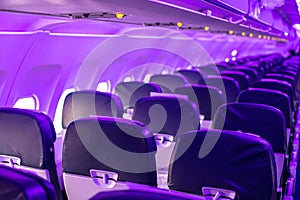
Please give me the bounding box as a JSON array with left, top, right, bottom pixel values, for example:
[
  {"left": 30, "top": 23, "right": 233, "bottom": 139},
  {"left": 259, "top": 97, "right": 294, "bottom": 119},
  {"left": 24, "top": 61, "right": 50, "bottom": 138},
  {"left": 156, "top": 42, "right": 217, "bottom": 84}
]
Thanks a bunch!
[
  {"left": 154, "top": 133, "right": 174, "bottom": 148},
  {"left": 0, "top": 155, "right": 21, "bottom": 167},
  {"left": 90, "top": 169, "right": 118, "bottom": 188},
  {"left": 202, "top": 187, "right": 236, "bottom": 200}
]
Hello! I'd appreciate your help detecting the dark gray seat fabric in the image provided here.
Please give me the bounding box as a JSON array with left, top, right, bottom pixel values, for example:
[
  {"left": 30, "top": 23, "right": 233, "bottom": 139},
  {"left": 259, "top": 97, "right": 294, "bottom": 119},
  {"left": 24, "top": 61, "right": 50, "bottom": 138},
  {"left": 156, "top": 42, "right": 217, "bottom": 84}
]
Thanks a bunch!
[
  {"left": 132, "top": 96, "right": 200, "bottom": 137},
  {"left": 149, "top": 74, "right": 187, "bottom": 93},
  {"left": 251, "top": 79, "right": 295, "bottom": 111},
  {"left": 238, "top": 88, "right": 292, "bottom": 128},
  {"left": 198, "top": 76, "right": 240, "bottom": 102},
  {"left": 168, "top": 129, "right": 277, "bottom": 200},
  {"left": 0, "top": 108, "right": 60, "bottom": 199},
  {"left": 175, "top": 85, "right": 224, "bottom": 120},
  {"left": 114, "top": 81, "right": 161, "bottom": 111},
  {"left": 264, "top": 74, "right": 296, "bottom": 93},
  {"left": 0, "top": 165, "right": 56, "bottom": 200},
  {"left": 62, "top": 90, "right": 124, "bottom": 129},
  {"left": 212, "top": 102, "right": 286, "bottom": 154},
  {"left": 221, "top": 71, "right": 250, "bottom": 90},
  {"left": 229, "top": 67, "right": 258, "bottom": 84},
  {"left": 176, "top": 69, "right": 204, "bottom": 84},
  {"left": 63, "top": 117, "right": 157, "bottom": 186},
  {"left": 197, "top": 66, "right": 219, "bottom": 76}
]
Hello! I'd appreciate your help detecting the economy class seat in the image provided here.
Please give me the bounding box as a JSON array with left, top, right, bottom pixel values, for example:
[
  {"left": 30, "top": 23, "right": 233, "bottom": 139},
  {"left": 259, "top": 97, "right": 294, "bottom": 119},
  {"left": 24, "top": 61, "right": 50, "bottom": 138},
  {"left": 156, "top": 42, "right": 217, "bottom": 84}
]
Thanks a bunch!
[
  {"left": 174, "top": 85, "right": 224, "bottom": 128},
  {"left": 62, "top": 117, "right": 157, "bottom": 199},
  {"left": 176, "top": 69, "right": 205, "bottom": 84},
  {"left": 251, "top": 79, "right": 296, "bottom": 113},
  {"left": 220, "top": 71, "right": 250, "bottom": 91},
  {"left": 62, "top": 90, "right": 124, "bottom": 129},
  {"left": 114, "top": 81, "right": 161, "bottom": 117},
  {"left": 228, "top": 67, "right": 259, "bottom": 85},
  {"left": 264, "top": 74, "right": 296, "bottom": 93},
  {"left": 168, "top": 129, "right": 277, "bottom": 200},
  {"left": 132, "top": 96, "right": 200, "bottom": 188},
  {"left": 0, "top": 165, "right": 56, "bottom": 200},
  {"left": 212, "top": 102, "right": 288, "bottom": 195},
  {"left": 149, "top": 74, "right": 188, "bottom": 93},
  {"left": 196, "top": 66, "right": 220, "bottom": 76},
  {"left": 0, "top": 108, "right": 61, "bottom": 199},
  {"left": 198, "top": 76, "right": 240, "bottom": 103}
]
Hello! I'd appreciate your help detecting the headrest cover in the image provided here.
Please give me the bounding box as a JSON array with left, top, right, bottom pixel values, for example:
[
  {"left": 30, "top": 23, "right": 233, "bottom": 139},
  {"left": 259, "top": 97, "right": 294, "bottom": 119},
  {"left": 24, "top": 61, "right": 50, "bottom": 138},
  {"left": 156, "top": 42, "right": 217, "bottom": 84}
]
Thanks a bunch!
[
  {"left": 175, "top": 85, "right": 224, "bottom": 120},
  {"left": 62, "top": 90, "right": 124, "bottom": 128},
  {"left": 63, "top": 117, "right": 157, "bottom": 186},
  {"left": 114, "top": 81, "right": 161, "bottom": 110},
  {"left": 212, "top": 102, "right": 286, "bottom": 153},
  {"left": 132, "top": 96, "right": 200, "bottom": 137},
  {"left": 168, "top": 129, "right": 277, "bottom": 200}
]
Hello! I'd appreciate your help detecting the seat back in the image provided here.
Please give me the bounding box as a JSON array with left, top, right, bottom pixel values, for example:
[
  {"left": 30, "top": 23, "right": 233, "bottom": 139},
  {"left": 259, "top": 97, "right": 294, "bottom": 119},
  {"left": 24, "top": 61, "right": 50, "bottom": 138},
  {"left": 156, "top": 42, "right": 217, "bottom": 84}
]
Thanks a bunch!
[
  {"left": 175, "top": 85, "right": 224, "bottom": 120},
  {"left": 114, "top": 81, "right": 161, "bottom": 111},
  {"left": 198, "top": 76, "right": 240, "bottom": 102},
  {"left": 0, "top": 165, "right": 56, "bottom": 200},
  {"left": 251, "top": 79, "right": 294, "bottom": 110},
  {"left": 168, "top": 129, "right": 277, "bottom": 200},
  {"left": 0, "top": 108, "right": 60, "bottom": 199},
  {"left": 132, "top": 96, "right": 200, "bottom": 172},
  {"left": 198, "top": 66, "right": 219, "bottom": 76},
  {"left": 62, "top": 90, "right": 124, "bottom": 129},
  {"left": 63, "top": 117, "right": 157, "bottom": 199},
  {"left": 132, "top": 96, "right": 200, "bottom": 137},
  {"left": 149, "top": 74, "right": 187, "bottom": 93},
  {"left": 229, "top": 67, "right": 258, "bottom": 84},
  {"left": 212, "top": 102, "right": 286, "bottom": 154},
  {"left": 238, "top": 88, "right": 292, "bottom": 128},
  {"left": 176, "top": 69, "right": 204, "bottom": 84},
  {"left": 221, "top": 71, "right": 250, "bottom": 90}
]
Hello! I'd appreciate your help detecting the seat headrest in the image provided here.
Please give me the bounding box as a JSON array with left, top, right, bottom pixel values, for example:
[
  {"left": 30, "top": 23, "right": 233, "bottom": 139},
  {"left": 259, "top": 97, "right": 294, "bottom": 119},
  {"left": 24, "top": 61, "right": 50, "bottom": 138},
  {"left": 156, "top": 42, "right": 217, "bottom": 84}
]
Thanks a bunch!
[
  {"left": 114, "top": 81, "right": 161, "bottom": 110},
  {"left": 132, "top": 96, "right": 200, "bottom": 137},
  {"left": 0, "top": 108, "right": 56, "bottom": 168},
  {"left": 149, "top": 74, "right": 187, "bottom": 92},
  {"left": 168, "top": 129, "right": 277, "bottom": 200},
  {"left": 176, "top": 69, "right": 205, "bottom": 84},
  {"left": 238, "top": 88, "right": 292, "bottom": 128},
  {"left": 63, "top": 117, "right": 157, "bottom": 186},
  {"left": 62, "top": 90, "right": 124, "bottom": 129},
  {"left": 198, "top": 76, "right": 240, "bottom": 102},
  {"left": 212, "top": 102, "right": 286, "bottom": 153},
  {"left": 175, "top": 85, "right": 224, "bottom": 120}
]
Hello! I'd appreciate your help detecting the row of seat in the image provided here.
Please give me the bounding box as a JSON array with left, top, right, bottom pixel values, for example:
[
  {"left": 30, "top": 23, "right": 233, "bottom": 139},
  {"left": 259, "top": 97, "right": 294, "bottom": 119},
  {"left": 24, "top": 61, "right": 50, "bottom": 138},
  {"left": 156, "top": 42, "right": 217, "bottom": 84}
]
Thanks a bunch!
[{"left": 0, "top": 53, "right": 299, "bottom": 200}]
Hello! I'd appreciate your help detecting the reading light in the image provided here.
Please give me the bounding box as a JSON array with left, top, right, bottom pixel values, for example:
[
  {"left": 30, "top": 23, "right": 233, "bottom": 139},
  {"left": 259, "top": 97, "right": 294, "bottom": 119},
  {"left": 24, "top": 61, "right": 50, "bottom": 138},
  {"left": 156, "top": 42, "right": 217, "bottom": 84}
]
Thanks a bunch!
[
  {"left": 249, "top": 33, "right": 253, "bottom": 37},
  {"left": 177, "top": 22, "right": 183, "bottom": 27},
  {"left": 204, "top": 26, "right": 210, "bottom": 31},
  {"left": 116, "top": 12, "right": 125, "bottom": 19},
  {"left": 284, "top": 32, "right": 288, "bottom": 36},
  {"left": 293, "top": 24, "right": 300, "bottom": 30},
  {"left": 258, "top": 35, "right": 262, "bottom": 38},
  {"left": 263, "top": 35, "right": 267, "bottom": 39},
  {"left": 231, "top": 50, "right": 238, "bottom": 57},
  {"left": 241, "top": 32, "right": 246, "bottom": 36},
  {"left": 229, "top": 30, "right": 234, "bottom": 35},
  {"left": 225, "top": 58, "right": 230, "bottom": 62}
]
